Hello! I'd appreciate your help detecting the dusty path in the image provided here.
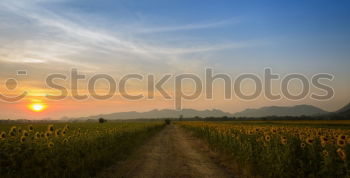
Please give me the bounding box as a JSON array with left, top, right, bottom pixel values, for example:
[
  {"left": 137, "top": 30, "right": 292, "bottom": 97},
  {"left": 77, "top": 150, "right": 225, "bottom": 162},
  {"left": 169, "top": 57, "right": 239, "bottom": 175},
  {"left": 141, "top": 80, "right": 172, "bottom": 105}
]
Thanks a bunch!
[{"left": 100, "top": 124, "right": 233, "bottom": 178}]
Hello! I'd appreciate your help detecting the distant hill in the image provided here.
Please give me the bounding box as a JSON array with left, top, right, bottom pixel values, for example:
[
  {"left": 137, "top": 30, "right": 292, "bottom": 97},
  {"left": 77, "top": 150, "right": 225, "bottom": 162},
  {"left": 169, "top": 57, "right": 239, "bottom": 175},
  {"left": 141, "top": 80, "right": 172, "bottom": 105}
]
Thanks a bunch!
[
  {"left": 336, "top": 103, "right": 350, "bottom": 116},
  {"left": 65, "top": 104, "right": 332, "bottom": 121},
  {"left": 233, "top": 105, "right": 328, "bottom": 118},
  {"left": 68, "top": 109, "right": 233, "bottom": 120}
]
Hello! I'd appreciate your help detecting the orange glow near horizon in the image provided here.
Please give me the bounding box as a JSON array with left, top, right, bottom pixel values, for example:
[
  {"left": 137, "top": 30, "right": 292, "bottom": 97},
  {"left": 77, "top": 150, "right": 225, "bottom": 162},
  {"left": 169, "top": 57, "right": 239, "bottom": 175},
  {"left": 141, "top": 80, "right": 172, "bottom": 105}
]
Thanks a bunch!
[{"left": 28, "top": 103, "right": 47, "bottom": 112}]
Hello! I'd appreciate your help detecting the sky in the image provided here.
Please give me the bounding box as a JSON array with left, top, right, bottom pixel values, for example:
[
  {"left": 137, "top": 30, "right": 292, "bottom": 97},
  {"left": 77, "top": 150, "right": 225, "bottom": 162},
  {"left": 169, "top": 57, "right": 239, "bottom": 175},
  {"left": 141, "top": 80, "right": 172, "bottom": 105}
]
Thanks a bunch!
[{"left": 0, "top": 0, "right": 349, "bottom": 119}]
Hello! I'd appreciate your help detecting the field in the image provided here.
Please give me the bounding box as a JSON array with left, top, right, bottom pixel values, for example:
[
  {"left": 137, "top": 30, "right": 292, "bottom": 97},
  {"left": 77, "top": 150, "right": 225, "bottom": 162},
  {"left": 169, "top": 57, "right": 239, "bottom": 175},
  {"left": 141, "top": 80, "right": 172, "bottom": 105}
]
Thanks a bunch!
[
  {"left": 0, "top": 122, "right": 165, "bottom": 178},
  {"left": 179, "top": 121, "right": 350, "bottom": 178},
  {"left": 1, "top": 120, "right": 350, "bottom": 178}
]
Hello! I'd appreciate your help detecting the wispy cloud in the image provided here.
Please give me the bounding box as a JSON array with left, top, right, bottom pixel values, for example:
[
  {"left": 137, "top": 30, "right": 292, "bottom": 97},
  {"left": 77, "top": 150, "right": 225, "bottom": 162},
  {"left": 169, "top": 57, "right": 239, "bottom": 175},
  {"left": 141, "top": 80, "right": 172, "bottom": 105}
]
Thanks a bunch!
[
  {"left": 0, "top": 0, "right": 258, "bottom": 76},
  {"left": 136, "top": 18, "right": 239, "bottom": 33}
]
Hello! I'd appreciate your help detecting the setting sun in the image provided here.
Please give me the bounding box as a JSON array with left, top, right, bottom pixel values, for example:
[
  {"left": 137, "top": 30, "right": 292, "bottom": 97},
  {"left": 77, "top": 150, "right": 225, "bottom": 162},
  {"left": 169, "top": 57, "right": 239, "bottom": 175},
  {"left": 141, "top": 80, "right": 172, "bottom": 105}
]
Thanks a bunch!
[{"left": 28, "top": 103, "right": 47, "bottom": 112}]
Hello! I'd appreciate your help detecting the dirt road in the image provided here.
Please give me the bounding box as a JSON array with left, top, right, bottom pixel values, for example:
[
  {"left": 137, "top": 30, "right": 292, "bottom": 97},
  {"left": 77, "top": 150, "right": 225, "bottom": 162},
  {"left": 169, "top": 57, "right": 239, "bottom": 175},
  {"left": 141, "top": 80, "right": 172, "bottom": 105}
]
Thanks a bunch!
[{"left": 100, "top": 124, "right": 233, "bottom": 178}]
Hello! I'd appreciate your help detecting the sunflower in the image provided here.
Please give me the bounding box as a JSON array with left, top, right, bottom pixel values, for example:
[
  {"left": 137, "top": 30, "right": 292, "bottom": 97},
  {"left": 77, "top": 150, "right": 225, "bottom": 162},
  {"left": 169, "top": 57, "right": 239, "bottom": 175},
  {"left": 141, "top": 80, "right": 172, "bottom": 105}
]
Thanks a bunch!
[
  {"left": 62, "top": 138, "right": 68, "bottom": 144},
  {"left": 0, "top": 131, "right": 6, "bottom": 139},
  {"left": 280, "top": 136, "right": 287, "bottom": 145},
  {"left": 337, "top": 148, "right": 346, "bottom": 161},
  {"left": 339, "top": 135, "right": 346, "bottom": 140},
  {"left": 28, "top": 125, "right": 34, "bottom": 132},
  {"left": 48, "top": 141, "right": 54, "bottom": 148},
  {"left": 47, "top": 125, "right": 54, "bottom": 132},
  {"left": 22, "top": 130, "right": 29, "bottom": 137},
  {"left": 337, "top": 139, "right": 346, "bottom": 147},
  {"left": 9, "top": 130, "right": 16, "bottom": 137},
  {"left": 264, "top": 135, "right": 271, "bottom": 142},
  {"left": 320, "top": 136, "right": 328, "bottom": 147},
  {"left": 34, "top": 132, "right": 40, "bottom": 139},
  {"left": 306, "top": 137, "right": 314, "bottom": 145},
  {"left": 45, "top": 131, "right": 51, "bottom": 139},
  {"left": 20, "top": 136, "right": 26, "bottom": 143},
  {"left": 62, "top": 130, "right": 66, "bottom": 136},
  {"left": 10, "top": 126, "right": 17, "bottom": 133},
  {"left": 54, "top": 129, "right": 61, "bottom": 137},
  {"left": 300, "top": 142, "right": 306, "bottom": 148}
]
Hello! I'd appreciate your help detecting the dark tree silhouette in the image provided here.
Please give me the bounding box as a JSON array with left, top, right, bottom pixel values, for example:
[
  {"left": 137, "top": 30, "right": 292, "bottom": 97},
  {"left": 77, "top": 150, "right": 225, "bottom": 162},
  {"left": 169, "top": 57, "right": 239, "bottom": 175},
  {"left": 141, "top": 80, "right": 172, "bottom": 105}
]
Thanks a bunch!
[{"left": 98, "top": 118, "right": 107, "bottom": 123}]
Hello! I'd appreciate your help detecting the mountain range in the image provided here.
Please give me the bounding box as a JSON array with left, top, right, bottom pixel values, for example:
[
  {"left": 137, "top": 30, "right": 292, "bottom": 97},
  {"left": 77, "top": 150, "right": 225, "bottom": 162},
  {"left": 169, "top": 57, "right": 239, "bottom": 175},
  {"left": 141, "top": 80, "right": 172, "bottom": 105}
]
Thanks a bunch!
[
  {"left": 233, "top": 105, "right": 328, "bottom": 118},
  {"left": 65, "top": 104, "right": 339, "bottom": 120},
  {"left": 69, "top": 109, "right": 232, "bottom": 120},
  {"left": 336, "top": 103, "right": 350, "bottom": 116}
]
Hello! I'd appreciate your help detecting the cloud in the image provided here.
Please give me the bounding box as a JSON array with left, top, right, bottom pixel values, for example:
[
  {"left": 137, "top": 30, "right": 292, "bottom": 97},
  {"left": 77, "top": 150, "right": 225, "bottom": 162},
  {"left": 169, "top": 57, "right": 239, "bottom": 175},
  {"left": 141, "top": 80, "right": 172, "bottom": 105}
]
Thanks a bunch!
[
  {"left": 22, "top": 58, "right": 46, "bottom": 63},
  {"left": 0, "top": 0, "right": 258, "bottom": 76},
  {"left": 136, "top": 18, "right": 239, "bottom": 33}
]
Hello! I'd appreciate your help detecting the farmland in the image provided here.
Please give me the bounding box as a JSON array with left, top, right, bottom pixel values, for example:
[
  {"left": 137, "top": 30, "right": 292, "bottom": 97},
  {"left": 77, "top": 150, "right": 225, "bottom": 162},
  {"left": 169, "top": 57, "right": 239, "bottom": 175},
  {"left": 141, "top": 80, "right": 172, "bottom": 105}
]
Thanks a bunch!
[
  {"left": 179, "top": 121, "right": 350, "bottom": 178},
  {"left": 0, "top": 122, "right": 164, "bottom": 178},
  {"left": 1, "top": 120, "right": 350, "bottom": 178}
]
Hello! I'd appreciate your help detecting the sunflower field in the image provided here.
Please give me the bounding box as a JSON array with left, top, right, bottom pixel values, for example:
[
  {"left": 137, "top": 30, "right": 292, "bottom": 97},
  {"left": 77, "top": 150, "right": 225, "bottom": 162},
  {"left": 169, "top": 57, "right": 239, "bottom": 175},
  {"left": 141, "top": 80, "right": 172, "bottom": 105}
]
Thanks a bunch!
[
  {"left": 0, "top": 122, "right": 164, "bottom": 178},
  {"left": 179, "top": 121, "right": 350, "bottom": 178}
]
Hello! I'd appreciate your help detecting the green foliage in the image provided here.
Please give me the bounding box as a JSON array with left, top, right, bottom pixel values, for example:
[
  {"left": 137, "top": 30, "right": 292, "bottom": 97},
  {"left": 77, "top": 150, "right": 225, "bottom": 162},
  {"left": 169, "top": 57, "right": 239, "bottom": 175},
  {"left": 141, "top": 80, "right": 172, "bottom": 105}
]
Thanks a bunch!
[
  {"left": 164, "top": 119, "right": 171, "bottom": 125},
  {"left": 98, "top": 118, "right": 107, "bottom": 123},
  {"left": 0, "top": 122, "right": 164, "bottom": 178},
  {"left": 179, "top": 121, "right": 350, "bottom": 178}
]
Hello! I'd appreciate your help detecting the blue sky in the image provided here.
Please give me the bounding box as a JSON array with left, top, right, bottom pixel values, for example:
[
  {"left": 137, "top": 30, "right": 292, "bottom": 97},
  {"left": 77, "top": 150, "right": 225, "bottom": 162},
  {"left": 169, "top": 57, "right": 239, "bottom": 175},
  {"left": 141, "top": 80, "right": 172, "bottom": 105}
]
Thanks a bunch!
[
  {"left": 0, "top": 0, "right": 349, "bottom": 118},
  {"left": 35, "top": 0, "right": 350, "bottom": 72}
]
